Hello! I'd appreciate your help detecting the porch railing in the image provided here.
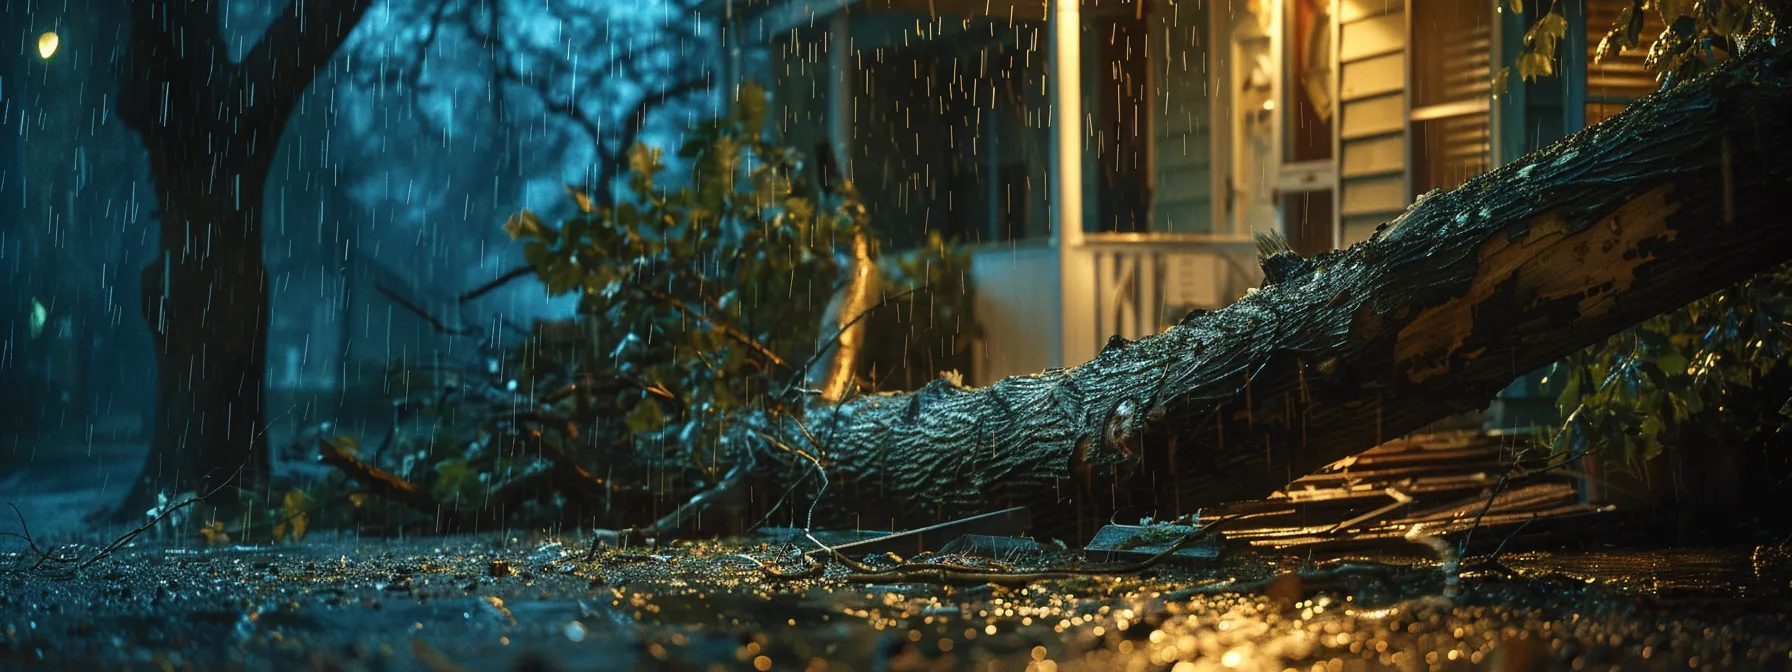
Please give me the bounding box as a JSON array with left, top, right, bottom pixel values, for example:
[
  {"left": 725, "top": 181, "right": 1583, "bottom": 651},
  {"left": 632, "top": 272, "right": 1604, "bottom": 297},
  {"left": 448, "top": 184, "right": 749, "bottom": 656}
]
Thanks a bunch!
[{"left": 966, "top": 236, "right": 1261, "bottom": 385}]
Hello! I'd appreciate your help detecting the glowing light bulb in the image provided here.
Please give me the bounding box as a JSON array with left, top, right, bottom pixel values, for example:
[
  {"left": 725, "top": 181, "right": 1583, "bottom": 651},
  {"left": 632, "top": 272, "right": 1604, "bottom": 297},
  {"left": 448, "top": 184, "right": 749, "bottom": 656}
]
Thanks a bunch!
[{"left": 37, "top": 32, "right": 59, "bottom": 59}]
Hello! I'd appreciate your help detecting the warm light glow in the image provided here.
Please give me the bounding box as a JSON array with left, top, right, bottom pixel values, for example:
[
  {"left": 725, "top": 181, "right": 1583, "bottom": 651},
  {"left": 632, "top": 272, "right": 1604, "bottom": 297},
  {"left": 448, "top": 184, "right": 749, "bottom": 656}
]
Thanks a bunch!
[
  {"left": 37, "top": 32, "right": 59, "bottom": 59},
  {"left": 1262, "top": 99, "right": 1276, "bottom": 111}
]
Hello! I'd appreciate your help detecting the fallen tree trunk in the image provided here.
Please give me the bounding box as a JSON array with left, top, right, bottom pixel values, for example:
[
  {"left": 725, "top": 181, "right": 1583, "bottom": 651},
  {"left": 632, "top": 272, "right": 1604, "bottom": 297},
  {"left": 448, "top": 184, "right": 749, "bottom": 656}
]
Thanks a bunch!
[{"left": 770, "top": 46, "right": 1792, "bottom": 539}]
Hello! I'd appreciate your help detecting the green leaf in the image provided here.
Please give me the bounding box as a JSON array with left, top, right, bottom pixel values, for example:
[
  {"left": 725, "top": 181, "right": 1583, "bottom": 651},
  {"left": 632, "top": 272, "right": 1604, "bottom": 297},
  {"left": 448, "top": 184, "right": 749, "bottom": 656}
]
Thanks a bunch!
[
  {"left": 281, "top": 488, "right": 311, "bottom": 543},
  {"left": 616, "top": 203, "right": 641, "bottom": 232},
  {"left": 1596, "top": 10, "right": 1633, "bottom": 61},
  {"left": 1656, "top": 352, "right": 1689, "bottom": 377},
  {"left": 1535, "top": 11, "right": 1568, "bottom": 52},
  {"left": 624, "top": 397, "right": 665, "bottom": 434},
  {"left": 628, "top": 144, "right": 664, "bottom": 182},
  {"left": 734, "top": 81, "right": 769, "bottom": 133},
  {"left": 565, "top": 185, "right": 597, "bottom": 213},
  {"left": 504, "top": 210, "right": 547, "bottom": 240},
  {"left": 433, "top": 459, "right": 476, "bottom": 501},
  {"left": 1516, "top": 50, "right": 1554, "bottom": 80},
  {"left": 1556, "top": 368, "right": 1583, "bottom": 416},
  {"left": 200, "top": 521, "right": 229, "bottom": 546},
  {"left": 581, "top": 265, "right": 624, "bottom": 300},
  {"left": 523, "top": 241, "right": 551, "bottom": 267}
]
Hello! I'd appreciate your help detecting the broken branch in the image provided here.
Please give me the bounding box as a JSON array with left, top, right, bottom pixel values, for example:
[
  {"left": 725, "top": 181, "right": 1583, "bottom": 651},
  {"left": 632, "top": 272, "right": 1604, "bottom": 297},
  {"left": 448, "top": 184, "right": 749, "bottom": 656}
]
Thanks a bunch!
[{"left": 319, "top": 438, "right": 459, "bottom": 528}]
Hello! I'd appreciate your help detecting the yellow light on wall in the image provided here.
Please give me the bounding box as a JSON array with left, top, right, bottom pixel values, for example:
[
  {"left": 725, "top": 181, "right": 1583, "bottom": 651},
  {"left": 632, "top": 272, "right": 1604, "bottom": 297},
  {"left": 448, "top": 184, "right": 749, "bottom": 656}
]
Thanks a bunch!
[{"left": 37, "top": 32, "right": 59, "bottom": 60}]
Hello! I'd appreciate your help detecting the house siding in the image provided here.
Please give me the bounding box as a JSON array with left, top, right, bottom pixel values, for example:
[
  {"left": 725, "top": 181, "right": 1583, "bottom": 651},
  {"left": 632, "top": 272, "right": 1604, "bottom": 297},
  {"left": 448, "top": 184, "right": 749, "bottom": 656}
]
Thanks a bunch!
[{"left": 1335, "top": 0, "right": 1407, "bottom": 244}]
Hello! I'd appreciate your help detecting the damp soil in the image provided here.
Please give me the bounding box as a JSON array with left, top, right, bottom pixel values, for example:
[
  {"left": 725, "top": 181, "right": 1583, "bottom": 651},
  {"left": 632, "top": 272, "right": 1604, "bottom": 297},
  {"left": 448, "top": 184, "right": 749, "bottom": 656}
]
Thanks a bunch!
[{"left": 4, "top": 533, "right": 1792, "bottom": 671}]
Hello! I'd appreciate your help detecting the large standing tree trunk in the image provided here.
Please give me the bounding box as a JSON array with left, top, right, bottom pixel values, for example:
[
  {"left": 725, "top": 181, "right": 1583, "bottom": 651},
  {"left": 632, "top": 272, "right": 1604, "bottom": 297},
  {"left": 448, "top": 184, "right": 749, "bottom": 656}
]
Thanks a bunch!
[
  {"left": 772, "top": 46, "right": 1792, "bottom": 538},
  {"left": 116, "top": 1, "right": 372, "bottom": 516},
  {"left": 130, "top": 161, "right": 274, "bottom": 510}
]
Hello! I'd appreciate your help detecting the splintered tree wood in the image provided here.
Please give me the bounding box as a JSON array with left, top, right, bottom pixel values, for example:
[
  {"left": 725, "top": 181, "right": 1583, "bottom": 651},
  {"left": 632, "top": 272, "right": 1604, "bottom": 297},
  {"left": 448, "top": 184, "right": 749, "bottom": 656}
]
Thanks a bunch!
[{"left": 770, "top": 47, "right": 1792, "bottom": 538}]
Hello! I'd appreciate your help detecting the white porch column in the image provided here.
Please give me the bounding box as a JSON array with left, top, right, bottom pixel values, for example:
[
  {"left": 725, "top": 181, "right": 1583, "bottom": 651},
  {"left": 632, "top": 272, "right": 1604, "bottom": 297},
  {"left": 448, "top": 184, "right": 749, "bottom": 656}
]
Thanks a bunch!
[
  {"left": 827, "top": 12, "right": 853, "bottom": 180},
  {"left": 1051, "top": 0, "right": 1095, "bottom": 368}
]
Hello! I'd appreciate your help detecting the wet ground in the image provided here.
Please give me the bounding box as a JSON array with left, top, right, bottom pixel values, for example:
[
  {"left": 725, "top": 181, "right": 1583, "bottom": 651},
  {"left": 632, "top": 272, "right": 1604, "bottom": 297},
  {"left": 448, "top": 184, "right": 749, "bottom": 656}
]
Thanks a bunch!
[
  {"left": 5, "top": 531, "right": 1792, "bottom": 671},
  {"left": 6, "top": 430, "right": 1792, "bottom": 670}
]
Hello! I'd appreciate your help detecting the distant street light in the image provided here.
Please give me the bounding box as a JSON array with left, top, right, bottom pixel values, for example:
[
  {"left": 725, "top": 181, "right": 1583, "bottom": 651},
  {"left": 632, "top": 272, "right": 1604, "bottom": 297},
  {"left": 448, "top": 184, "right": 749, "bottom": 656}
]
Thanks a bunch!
[
  {"left": 38, "top": 32, "right": 59, "bottom": 60},
  {"left": 30, "top": 298, "right": 47, "bottom": 338}
]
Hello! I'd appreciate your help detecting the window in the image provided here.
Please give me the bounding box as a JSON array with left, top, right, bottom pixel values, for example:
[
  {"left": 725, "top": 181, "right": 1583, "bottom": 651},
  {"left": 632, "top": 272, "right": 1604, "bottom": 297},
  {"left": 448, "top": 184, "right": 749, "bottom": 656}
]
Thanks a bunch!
[
  {"left": 1091, "top": 9, "right": 1151, "bottom": 233},
  {"left": 1583, "top": 0, "right": 1665, "bottom": 124},
  {"left": 1276, "top": 0, "right": 1337, "bottom": 250},
  {"left": 1281, "top": 189, "right": 1335, "bottom": 257},
  {"left": 1228, "top": 0, "right": 1279, "bottom": 236},
  {"left": 1410, "top": 0, "right": 1493, "bottom": 195},
  {"left": 1284, "top": 0, "right": 1334, "bottom": 164}
]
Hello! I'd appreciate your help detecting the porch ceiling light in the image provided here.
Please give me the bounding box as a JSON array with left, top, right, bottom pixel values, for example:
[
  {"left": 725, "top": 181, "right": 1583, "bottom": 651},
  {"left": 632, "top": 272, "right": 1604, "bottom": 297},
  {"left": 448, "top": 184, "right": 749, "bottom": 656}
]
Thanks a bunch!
[{"left": 37, "top": 32, "right": 59, "bottom": 60}]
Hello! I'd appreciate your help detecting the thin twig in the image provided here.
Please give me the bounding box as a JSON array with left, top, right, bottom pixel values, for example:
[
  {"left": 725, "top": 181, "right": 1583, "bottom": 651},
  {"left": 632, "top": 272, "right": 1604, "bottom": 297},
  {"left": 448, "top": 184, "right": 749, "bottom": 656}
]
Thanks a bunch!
[
  {"left": 583, "top": 471, "right": 749, "bottom": 561},
  {"left": 5, "top": 468, "right": 246, "bottom": 578},
  {"left": 1, "top": 503, "right": 79, "bottom": 572},
  {"left": 319, "top": 438, "right": 458, "bottom": 526},
  {"left": 749, "top": 429, "right": 829, "bottom": 532},
  {"left": 1457, "top": 462, "right": 1519, "bottom": 557},
  {"left": 70, "top": 469, "right": 242, "bottom": 574},
  {"left": 376, "top": 282, "right": 476, "bottom": 337},
  {"left": 459, "top": 265, "right": 535, "bottom": 304},
  {"left": 635, "top": 283, "right": 792, "bottom": 371},
  {"left": 1485, "top": 517, "right": 1535, "bottom": 564},
  {"left": 751, "top": 529, "right": 1212, "bottom": 586},
  {"left": 782, "top": 285, "right": 928, "bottom": 399}
]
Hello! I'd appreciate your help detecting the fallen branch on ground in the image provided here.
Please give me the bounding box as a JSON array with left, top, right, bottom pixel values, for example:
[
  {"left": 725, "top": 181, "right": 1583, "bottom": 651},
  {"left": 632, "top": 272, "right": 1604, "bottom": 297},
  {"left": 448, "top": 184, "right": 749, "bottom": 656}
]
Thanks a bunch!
[{"left": 319, "top": 438, "right": 460, "bottom": 529}]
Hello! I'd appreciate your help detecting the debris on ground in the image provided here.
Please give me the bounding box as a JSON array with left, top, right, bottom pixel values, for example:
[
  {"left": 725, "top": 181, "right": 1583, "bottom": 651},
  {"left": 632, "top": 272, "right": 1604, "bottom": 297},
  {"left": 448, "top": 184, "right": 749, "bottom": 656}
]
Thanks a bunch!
[
  {"left": 5, "top": 533, "right": 1792, "bottom": 670},
  {"left": 799, "top": 506, "right": 1032, "bottom": 561},
  {"left": 1207, "top": 430, "right": 1609, "bottom": 552},
  {"left": 1085, "top": 523, "right": 1222, "bottom": 562}
]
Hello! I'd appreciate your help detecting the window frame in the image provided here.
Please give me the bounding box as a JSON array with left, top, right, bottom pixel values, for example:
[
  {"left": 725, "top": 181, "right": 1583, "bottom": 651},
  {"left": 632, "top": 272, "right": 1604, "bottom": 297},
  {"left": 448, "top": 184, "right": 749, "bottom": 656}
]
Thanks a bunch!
[{"left": 1405, "top": 0, "right": 1499, "bottom": 198}]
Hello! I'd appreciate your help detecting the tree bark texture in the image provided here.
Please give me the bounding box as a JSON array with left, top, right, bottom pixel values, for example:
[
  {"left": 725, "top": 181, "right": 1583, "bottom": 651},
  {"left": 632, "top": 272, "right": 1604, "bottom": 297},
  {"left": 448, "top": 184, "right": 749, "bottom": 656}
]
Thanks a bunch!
[
  {"left": 773, "top": 47, "right": 1792, "bottom": 539},
  {"left": 116, "top": 1, "right": 372, "bottom": 515}
]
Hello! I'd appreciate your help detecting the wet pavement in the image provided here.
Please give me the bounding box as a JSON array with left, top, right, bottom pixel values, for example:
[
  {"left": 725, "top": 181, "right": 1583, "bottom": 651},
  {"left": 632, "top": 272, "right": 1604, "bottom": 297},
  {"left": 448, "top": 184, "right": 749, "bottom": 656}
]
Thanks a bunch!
[{"left": 5, "top": 532, "right": 1792, "bottom": 671}]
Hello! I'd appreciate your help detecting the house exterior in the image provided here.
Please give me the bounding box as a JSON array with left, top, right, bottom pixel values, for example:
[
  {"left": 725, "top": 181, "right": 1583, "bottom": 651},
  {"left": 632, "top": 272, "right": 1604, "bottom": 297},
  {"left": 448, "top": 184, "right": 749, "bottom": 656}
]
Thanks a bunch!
[{"left": 717, "top": 0, "right": 1658, "bottom": 403}]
